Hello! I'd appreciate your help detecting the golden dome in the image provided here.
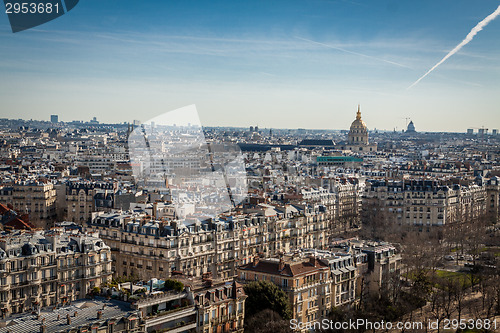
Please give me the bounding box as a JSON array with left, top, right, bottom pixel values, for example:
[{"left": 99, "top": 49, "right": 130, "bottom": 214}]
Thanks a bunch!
[{"left": 350, "top": 104, "right": 367, "bottom": 130}]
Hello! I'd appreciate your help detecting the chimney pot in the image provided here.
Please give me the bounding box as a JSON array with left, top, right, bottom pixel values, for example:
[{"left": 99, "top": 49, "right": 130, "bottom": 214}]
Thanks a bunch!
[
  {"left": 279, "top": 257, "right": 285, "bottom": 271},
  {"left": 252, "top": 256, "right": 259, "bottom": 267}
]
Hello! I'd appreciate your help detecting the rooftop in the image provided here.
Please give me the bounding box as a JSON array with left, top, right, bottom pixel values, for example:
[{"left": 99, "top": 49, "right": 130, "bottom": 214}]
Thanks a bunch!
[{"left": 0, "top": 298, "right": 138, "bottom": 333}]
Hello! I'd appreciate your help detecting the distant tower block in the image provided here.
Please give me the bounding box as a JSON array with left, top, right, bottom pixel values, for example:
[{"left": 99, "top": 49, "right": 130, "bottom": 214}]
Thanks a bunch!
[
  {"left": 467, "top": 129, "right": 474, "bottom": 135},
  {"left": 406, "top": 120, "right": 416, "bottom": 133},
  {"left": 50, "top": 115, "right": 58, "bottom": 123},
  {"left": 492, "top": 129, "right": 498, "bottom": 135}
]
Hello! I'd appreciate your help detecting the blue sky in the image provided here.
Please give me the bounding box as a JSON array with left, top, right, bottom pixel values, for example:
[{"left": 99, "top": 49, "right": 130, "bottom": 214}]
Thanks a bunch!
[{"left": 0, "top": 0, "right": 499, "bottom": 132}]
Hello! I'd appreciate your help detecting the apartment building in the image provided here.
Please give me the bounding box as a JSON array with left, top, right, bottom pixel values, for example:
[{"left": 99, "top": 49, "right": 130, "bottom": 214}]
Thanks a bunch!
[
  {"left": 132, "top": 277, "right": 246, "bottom": 333},
  {"left": 193, "top": 279, "right": 246, "bottom": 333},
  {"left": 88, "top": 202, "right": 332, "bottom": 282},
  {"left": 65, "top": 181, "right": 115, "bottom": 223},
  {"left": 0, "top": 228, "right": 112, "bottom": 317},
  {"left": 235, "top": 239, "right": 400, "bottom": 329},
  {"left": 363, "top": 179, "right": 488, "bottom": 226},
  {"left": 308, "top": 252, "right": 357, "bottom": 307},
  {"left": 77, "top": 155, "right": 115, "bottom": 175},
  {"left": 237, "top": 256, "right": 332, "bottom": 326},
  {"left": 0, "top": 180, "right": 57, "bottom": 228},
  {"left": 485, "top": 176, "right": 500, "bottom": 222},
  {"left": 0, "top": 275, "right": 245, "bottom": 333},
  {"left": 355, "top": 240, "right": 402, "bottom": 295},
  {"left": 0, "top": 298, "right": 142, "bottom": 333}
]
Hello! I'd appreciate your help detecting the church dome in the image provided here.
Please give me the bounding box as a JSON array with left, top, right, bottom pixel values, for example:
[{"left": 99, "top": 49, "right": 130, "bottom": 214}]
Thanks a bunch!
[
  {"left": 407, "top": 120, "right": 416, "bottom": 133},
  {"left": 350, "top": 106, "right": 367, "bottom": 131},
  {"left": 348, "top": 105, "right": 369, "bottom": 145}
]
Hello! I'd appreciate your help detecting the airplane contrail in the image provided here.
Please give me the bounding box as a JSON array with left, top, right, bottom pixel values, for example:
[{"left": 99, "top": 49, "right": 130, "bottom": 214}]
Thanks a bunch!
[
  {"left": 294, "top": 36, "right": 411, "bottom": 68},
  {"left": 407, "top": 4, "right": 500, "bottom": 89}
]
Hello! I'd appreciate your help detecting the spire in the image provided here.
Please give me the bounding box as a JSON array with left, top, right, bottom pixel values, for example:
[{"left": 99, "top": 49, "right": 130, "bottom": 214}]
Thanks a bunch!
[{"left": 356, "top": 104, "right": 361, "bottom": 120}]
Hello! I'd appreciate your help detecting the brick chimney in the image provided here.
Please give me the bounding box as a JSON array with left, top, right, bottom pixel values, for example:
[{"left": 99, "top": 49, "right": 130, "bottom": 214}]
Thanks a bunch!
[
  {"left": 252, "top": 256, "right": 259, "bottom": 267},
  {"left": 152, "top": 202, "right": 158, "bottom": 219},
  {"left": 309, "top": 256, "right": 316, "bottom": 266}
]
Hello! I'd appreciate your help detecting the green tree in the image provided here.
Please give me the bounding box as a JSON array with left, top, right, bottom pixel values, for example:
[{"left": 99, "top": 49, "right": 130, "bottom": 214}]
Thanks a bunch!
[
  {"left": 244, "top": 309, "right": 292, "bottom": 333},
  {"left": 243, "top": 280, "right": 292, "bottom": 320},
  {"left": 164, "top": 279, "right": 184, "bottom": 292}
]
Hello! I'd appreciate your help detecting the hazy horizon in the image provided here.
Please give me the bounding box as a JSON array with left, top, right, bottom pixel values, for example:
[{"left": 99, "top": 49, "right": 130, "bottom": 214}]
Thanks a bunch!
[{"left": 1, "top": 0, "right": 499, "bottom": 132}]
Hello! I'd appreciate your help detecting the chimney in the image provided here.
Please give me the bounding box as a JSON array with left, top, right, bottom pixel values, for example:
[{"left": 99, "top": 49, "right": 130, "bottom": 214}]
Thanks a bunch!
[
  {"left": 66, "top": 314, "right": 71, "bottom": 325},
  {"left": 97, "top": 310, "right": 102, "bottom": 319},
  {"left": 153, "top": 202, "right": 158, "bottom": 219},
  {"left": 278, "top": 257, "right": 285, "bottom": 271},
  {"left": 252, "top": 256, "right": 259, "bottom": 267},
  {"left": 309, "top": 256, "right": 316, "bottom": 266},
  {"left": 40, "top": 325, "right": 46, "bottom": 333}
]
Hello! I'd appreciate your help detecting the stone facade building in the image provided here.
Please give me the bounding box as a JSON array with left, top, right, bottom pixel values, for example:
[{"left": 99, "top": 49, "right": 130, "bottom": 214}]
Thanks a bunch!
[
  {"left": 363, "top": 179, "right": 487, "bottom": 226},
  {"left": 0, "top": 228, "right": 112, "bottom": 317},
  {"left": 0, "top": 181, "right": 57, "bottom": 228},
  {"left": 133, "top": 277, "right": 246, "bottom": 333},
  {"left": 236, "top": 240, "right": 401, "bottom": 331},
  {"left": 238, "top": 256, "right": 332, "bottom": 325},
  {"left": 88, "top": 203, "right": 332, "bottom": 281},
  {"left": 65, "top": 181, "right": 114, "bottom": 224}
]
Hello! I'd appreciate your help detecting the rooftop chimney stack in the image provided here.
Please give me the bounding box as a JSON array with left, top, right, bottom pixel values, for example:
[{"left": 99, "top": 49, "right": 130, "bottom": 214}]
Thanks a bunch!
[{"left": 253, "top": 256, "right": 259, "bottom": 267}]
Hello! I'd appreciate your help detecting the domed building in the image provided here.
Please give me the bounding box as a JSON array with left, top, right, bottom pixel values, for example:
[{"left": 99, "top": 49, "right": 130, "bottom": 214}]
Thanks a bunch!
[
  {"left": 337, "top": 105, "right": 377, "bottom": 152},
  {"left": 348, "top": 105, "right": 369, "bottom": 144},
  {"left": 406, "top": 120, "right": 416, "bottom": 133}
]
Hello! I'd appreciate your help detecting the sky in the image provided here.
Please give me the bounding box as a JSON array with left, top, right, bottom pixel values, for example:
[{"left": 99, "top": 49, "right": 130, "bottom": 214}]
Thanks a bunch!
[{"left": 0, "top": 0, "right": 499, "bottom": 132}]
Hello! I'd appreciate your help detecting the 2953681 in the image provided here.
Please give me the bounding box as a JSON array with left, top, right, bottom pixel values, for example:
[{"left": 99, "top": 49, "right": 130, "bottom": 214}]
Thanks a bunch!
[
  {"left": 5, "top": 2, "right": 60, "bottom": 14},
  {"left": 443, "top": 319, "right": 497, "bottom": 331}
]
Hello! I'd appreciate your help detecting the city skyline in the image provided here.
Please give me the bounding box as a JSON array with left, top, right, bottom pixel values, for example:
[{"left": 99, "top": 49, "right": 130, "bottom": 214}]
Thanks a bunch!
[{"left": 1, "top": 0, "right": 499, "bottom": 132}]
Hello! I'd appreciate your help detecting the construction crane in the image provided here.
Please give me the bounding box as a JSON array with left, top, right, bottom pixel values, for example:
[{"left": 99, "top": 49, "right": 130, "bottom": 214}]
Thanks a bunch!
[{"left": 399, "top": 117, "right": 411, "bottom": 129}]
